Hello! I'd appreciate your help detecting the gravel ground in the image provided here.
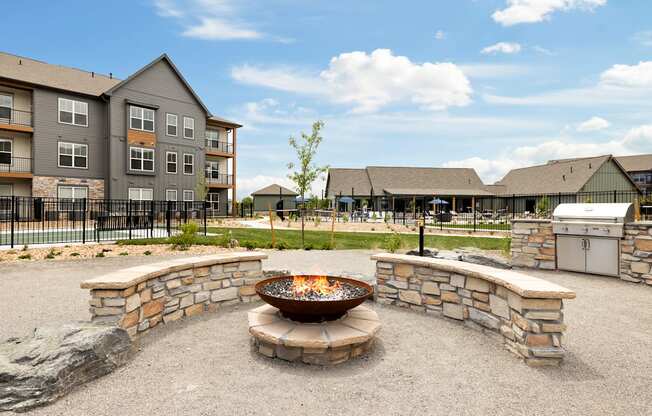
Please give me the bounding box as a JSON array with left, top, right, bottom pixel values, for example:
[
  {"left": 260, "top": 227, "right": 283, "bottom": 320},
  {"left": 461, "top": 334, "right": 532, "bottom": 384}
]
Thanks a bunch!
[{"left": 2, "top": 251, "right": 652, "bottom": 415}]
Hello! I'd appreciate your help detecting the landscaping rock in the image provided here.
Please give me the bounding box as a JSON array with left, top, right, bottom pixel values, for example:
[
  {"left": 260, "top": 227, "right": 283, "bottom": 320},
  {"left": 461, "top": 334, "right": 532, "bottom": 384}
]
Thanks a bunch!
[
  {"left": 0, "top": 323, "right": 133, "bottom": 412},
  {"left": 459, "top": 253, "right": 512, "bottom": 270},
  {"left": 405, "top": 248, "right": 439, "bottom": 258}
]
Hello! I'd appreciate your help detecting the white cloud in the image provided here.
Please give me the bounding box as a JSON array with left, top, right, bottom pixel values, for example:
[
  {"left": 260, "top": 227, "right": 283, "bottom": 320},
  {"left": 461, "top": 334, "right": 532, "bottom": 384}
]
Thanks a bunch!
[
  {"left": 459, "top": 63, "right": 530, "bottom": 79},
  {"left": 435, "top": 30, "right": 446, "bottom": 40},
  {"left": 444, "top": 125, "right": 652, "bottom": 183},
  {"left": 532, "top": 45, "right": 555, "bottom": 56},
  {"left": 232, "top": 49, "right": 473, "bottom": 113},
  {"left": 238, "top": 175, "right": 295, "bottom": 198},
  {"left": 632, "top": 31, "right": 652, "bottom": 47},
  {"left": 485, "top": 61, "right": 652, "bottom": 107},
  {"left": 577, "top": 116, "right": 610, "bottom": 132},
  {"left": 600, "top": 61, "right": 652, "bottom": 88},
  {"left": 492, "top": 0, "right": 607, "bottom": 26},
  {"left": 182, "top": 17, "right": 262, "bottom": 40},
  {"left": 481, "top": 42, "right": 522, "bottom": 55},
  {"left": 154, "top": 0, "right": 279, "bottom": 41}
]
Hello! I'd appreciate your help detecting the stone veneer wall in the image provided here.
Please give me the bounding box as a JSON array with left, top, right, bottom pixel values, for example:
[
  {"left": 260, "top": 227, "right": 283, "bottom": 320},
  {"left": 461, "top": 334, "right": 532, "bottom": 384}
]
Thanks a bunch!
[
  {"left": 510, "top": 219, "right": 555, "bottom": 270},
  {"left": 621, "top": 222, "right": 652, "bottom": 285},
  {"left": 373, "top": 254, "right": 575, "bottom": 367},
  {"left": 32, "top": 176, "right": 105, "bottom": 199},
  {"left": 81, "top": 253, "right": 266, "bottom": 337}
]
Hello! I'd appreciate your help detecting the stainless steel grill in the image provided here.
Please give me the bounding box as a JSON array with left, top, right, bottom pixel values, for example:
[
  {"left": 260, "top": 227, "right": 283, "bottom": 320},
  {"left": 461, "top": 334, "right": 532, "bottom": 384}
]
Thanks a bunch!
[{"left": 552, "top": 203, "right": 633, "bottom": 277}]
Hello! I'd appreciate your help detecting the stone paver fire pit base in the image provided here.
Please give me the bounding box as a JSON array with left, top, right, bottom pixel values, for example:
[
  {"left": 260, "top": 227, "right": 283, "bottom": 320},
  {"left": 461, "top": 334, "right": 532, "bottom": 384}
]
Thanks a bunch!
[{"left": 248, "top": 303, "right": 380, "bottom": 365}]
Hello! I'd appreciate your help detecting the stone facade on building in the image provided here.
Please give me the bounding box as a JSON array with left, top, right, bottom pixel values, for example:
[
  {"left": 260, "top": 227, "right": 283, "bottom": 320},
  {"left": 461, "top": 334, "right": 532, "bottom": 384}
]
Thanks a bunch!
[{"left": 32, "top": 176, "right": 105, "bottom": 199}]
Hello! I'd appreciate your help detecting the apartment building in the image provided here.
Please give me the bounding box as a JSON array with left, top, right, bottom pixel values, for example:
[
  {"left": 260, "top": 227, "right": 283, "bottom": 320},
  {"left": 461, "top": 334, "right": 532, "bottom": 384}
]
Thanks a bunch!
[{"left": 0, "top": 52, "right": 239, "bottom": 216}]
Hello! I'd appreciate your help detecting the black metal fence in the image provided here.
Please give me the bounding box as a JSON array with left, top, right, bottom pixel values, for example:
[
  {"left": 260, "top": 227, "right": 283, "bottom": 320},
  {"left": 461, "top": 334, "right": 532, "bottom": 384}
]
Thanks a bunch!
[
  {"left": 328, "top": 189, "right": 652, "bottom": 233},
  {"left": 0, "top": 196, "right": 209, "bottom": 247}
]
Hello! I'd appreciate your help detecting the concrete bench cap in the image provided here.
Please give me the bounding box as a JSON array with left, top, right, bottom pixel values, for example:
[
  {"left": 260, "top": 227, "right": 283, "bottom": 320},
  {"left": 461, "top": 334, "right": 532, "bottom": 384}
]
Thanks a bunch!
[
  {"left": 371, "top": 253, "right": 576, "bottom": 300},
  {"left": 81, "top": 252, "right": 268, "bottom": 290}
]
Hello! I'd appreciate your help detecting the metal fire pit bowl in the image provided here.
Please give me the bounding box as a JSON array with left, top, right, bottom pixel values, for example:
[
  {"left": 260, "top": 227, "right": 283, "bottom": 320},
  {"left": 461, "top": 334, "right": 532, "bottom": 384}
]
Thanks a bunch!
[{"left": 255, "top": 275, "right": 373, "bottom": 323}]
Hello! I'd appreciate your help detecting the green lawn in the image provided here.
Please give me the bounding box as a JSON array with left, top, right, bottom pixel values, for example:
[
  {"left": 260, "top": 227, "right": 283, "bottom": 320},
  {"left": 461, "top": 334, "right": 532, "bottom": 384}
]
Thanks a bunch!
[{"left": 119, "top": 227, "right": 511, "bottom": 253}]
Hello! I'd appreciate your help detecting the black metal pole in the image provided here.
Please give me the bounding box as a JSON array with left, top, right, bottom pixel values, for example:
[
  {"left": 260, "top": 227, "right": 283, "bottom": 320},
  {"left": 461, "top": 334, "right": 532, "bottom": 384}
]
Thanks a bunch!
[
  {"left": 127, "top": 199, "right": 132, "bottom": 240},
  {"left": 82, "top": 198, "right": 87, "bottom": 244},
  {"left": 10, "top": 196, "right": 15, "bottom": 248},
  {"left": 166, "top": 201, "right": 171, "bottom": 237}
]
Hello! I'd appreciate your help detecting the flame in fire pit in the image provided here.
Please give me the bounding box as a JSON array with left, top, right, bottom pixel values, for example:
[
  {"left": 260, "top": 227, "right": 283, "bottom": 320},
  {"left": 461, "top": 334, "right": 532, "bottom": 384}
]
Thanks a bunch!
[{"left": 292, "top": 276, "right": 342, "bottom": 298}]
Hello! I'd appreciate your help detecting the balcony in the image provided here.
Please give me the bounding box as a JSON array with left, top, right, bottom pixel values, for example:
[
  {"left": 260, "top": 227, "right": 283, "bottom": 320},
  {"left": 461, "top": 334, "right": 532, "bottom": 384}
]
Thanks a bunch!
[
  {"left": 205, "top": 173, "right": 233, "bottom": 187},
  {"left": 0, "top": 109, "right": 33, "bottom": 133},
  {"left": 205, "top": 139, "right": 234, "bottom": 157},
  {"left": 0, "top": 156, "right": 32, "bottom": 178}
]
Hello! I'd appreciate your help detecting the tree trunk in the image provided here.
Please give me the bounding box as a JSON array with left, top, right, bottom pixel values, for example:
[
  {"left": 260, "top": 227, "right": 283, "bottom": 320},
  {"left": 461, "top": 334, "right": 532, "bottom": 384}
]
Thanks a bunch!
[{"left": 301, "top": 193, "right": 305, "bottom": 248}]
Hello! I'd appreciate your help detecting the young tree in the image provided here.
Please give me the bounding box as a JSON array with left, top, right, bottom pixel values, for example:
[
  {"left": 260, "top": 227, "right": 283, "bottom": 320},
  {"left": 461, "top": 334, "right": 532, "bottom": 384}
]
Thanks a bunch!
[
  {"left": 195, "top": 171, "right": 208, "bottom": 201},
  {"left": 287, "top": 121, "right": 328, "bottom": 248}
]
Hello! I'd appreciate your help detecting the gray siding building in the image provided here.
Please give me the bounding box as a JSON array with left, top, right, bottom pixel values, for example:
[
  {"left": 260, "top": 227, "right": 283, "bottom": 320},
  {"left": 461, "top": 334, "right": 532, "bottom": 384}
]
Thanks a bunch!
[
  {"left": 252, "top": 184, "right": 298, "bottom": 213},
  {"left": 0, "top": 51, "right": 240, "bottom": 216}
]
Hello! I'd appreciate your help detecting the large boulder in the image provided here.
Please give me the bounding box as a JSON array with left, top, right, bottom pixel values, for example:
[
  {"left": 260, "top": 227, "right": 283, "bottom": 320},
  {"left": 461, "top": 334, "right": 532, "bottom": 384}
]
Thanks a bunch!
[
  {"left": 405, "top": 248, "right": 439, "bottom": 258},
  {"left": 0, "top": 323, "right": 133, "bottom": 412},
  {"left": 458, "top": 252, "right": 511, "bottom": 270}
]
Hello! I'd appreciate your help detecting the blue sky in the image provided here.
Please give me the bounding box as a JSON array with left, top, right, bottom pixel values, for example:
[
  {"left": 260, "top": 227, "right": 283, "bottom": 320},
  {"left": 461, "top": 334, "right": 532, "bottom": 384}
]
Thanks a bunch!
[{"left": 4, "top": 0, "right": 652, "bottom": 197}]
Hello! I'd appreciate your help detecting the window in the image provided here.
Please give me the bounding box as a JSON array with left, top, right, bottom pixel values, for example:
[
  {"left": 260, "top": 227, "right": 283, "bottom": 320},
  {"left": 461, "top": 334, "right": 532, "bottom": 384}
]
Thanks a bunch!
[
  {"left": 183, "top": 190, "right": 194, "bottom": 201},
  {"left": 130, "top": 147, "right": 154, "bottom": 172},
  {"left": 166, "top": 151, "right": 177, "bottom": 174},
  {"left": 58, "top": 98, "right": 88, "bottom": 126},
  {"left": 207, "top": 192, "right": 220, "bottom": 212},
  {"left": 183, "top": 117, "right": 194, "bottom": 139},
  {"left": 58, "top": 142, "right": 88, "bottom": 169},
  {"left": 166, "top": 189, "right": 178, "bottom": 201},
  {"left": 206, "top": 129, "right": 219, "bottom": 148},
  {"left": 0, "top": 139, "right": 11, "bottom": 164},
  {"left": 57, "top": 186, "right": 88, "bottom": 211},
  {"left": 183, "top": 153, "right": 194, "bottom": 175},
  {"left": 166, "top": 113, "right": 178, "bottom": 136},
  {"left": 128, "top": 188, "right": 153, "bottom": 201},
  {"left": 130, "top": 106, "right": 155, "bottom": 132},
  {"left": 205, "top": 160, "right": 219, "bottom": 179},
  {"left": 0, "top": 94, "right": 12, "bottom": 120}
]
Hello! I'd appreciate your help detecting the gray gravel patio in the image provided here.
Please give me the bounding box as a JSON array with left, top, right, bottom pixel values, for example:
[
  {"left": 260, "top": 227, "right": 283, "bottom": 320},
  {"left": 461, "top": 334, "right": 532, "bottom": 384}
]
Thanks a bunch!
[{"left": 2, "top": 250, "right": 652, "bottom": 415}]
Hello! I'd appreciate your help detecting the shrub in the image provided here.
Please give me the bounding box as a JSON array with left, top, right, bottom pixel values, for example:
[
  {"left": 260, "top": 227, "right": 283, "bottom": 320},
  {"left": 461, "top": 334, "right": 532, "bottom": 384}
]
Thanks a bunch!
[
  {"left": 320, "top": 241, "right": 334, "bottom": 250},
  {"left": 371, "top": 213, "right": 378, "bottom": 221},
  {"left": 384, "top": 213, "right": 392, "bottom": 223},
  {"left": 144, "top": 250, "right": 152, "bottom": 256},
  {"left": 242, "top": 241, "right": 257, "bottom": 250},
  {"left": 304, "top": 243, "right": 314, "bottom": 251},
  {"left": 169, "top": 222, "right": 200, "bottom": 250},
  {"left": 275, "top": 240, "right": 289, "bottom": 250},
  {"left": 95, "top": 252, "right": 105, "bottom": 258},
  {"left": 119, "top": 252, "right": 129, "bottom": 256},
  {"left": 382, "top": 232, "right": 402, "bottom": 253},
  {"left": 342, "top": 214, "right": 349, "bottom": 223},
  {"left": 69, "top": 252, "right": 80, "bottom": 257},
  {"left": 45, "top": 249, "right": 57, "bottom": 259},
  {"left": 314, "top": 216, "right": 321, "bottom": 226},
  {"left": 18, "top": 254, "right": 31, "bottom": 260},
  {"left": 21, "top": 245, "right": 28, "bottom": 251}
]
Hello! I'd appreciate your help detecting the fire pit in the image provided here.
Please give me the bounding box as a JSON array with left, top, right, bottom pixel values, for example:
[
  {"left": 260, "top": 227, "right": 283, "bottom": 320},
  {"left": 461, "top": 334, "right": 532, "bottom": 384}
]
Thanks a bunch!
[
  {"left": 249, "top": 275, "right": 380, "bottom": 365},
  {"left": 255, "top": 275, "right": 373, "bottom": 322}
]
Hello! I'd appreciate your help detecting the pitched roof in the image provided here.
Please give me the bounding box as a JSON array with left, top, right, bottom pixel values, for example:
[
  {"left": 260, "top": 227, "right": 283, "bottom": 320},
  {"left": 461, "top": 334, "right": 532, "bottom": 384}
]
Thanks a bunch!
[
  {"left": 326, "top": 166, "right": 490, "bottom": 196},
  {"left": 103, "top": 54, "right": 210, "bottom": 115},
  {"left": 326, "top": 168, "right": 372, "bottom": 196},
  {"left": 615, "top": 154, "right": 652, "bottom": 172},
  {"left": 494, "top": 155, "right": 611, "bottom": 195},
  {"left": 0, "top": 51, "right": 120, "bottom": 96},
  {"left": 208, "top": 115, "right": 242, "bottom": 128},
  {"left": 252, "top": 184, "right": 298, "bottom": 196}
]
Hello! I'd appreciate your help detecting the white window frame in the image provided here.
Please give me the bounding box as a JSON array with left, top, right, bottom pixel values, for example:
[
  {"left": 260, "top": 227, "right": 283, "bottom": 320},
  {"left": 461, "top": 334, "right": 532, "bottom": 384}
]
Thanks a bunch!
[
  {"left": 183, "top": 190, "right": 194, "bottom": 202},
  {"left": 166, "top": 113, "right": 178, "bottom": 137},
  {"left": 58, "top": 142, "right": 88, "bottom": 169},
  {"left": 128, "top": 188, "right": 153, "bottom": 201},
  {"left": 129, "top": 147, "right": 155, "bottom": 172},
  {"left": 0, "top": 94, "right": 13, "bottom": 120},
  {"left": 166, "top": 189, "right": 178, "bottom": 201},
  {"left": 205, "top": 160, "right": 219, "bottom": 179},
  {"left": 166, "top": 151, "right": 177, "bottom": 174},
  {"left": 183, "top": 116, "right": 195, "bottom": 139},
  {"left": 183, "top": 153, "right": 194, "bottom": 175},
  {"left": 129, "top": 106, "right": 155, "bottom": 132},
  {"left": 57, "top": 185, "right": 88, "bottom": 212},
  {"left": 207, "top": 192, "right": 220, "bottom": 212},
  {"left": 0, "top": 139, "right": 12, "bottom": 164},
  {"left": 58, "top": 98, "right": 88, "bottom": 127}
]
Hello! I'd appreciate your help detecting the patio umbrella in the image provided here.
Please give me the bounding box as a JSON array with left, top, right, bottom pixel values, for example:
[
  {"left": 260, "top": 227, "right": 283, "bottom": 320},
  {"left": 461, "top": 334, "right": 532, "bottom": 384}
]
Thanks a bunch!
[
  {"left": 428, "top": 198, "right": 449, "bottom": 205},
  {"left": 338, "top": 197, "right": 354, "bottom": 203}
]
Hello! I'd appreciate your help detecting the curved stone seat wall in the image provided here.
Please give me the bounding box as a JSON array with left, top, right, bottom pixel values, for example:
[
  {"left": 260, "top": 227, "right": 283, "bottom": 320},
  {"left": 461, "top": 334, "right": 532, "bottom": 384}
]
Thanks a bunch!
[
  {"left": 372, "top": 253, "right": 576, "bottom": 367},
  {"left": 81, "top": 252, "right": 267, "bottom": 337}
]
